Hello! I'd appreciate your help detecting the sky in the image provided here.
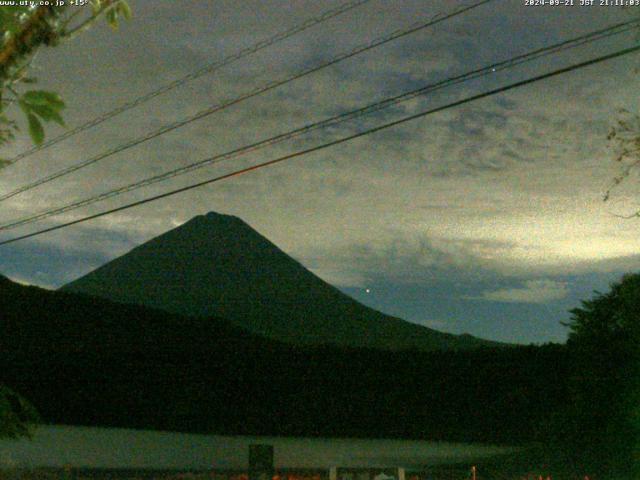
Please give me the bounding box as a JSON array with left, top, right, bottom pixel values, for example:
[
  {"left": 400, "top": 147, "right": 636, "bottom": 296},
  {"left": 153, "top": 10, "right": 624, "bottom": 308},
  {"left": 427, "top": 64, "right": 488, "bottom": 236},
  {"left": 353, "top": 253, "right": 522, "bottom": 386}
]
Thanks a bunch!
[{"left": 0, "top": 0, "right": 639, "bottom": 344}]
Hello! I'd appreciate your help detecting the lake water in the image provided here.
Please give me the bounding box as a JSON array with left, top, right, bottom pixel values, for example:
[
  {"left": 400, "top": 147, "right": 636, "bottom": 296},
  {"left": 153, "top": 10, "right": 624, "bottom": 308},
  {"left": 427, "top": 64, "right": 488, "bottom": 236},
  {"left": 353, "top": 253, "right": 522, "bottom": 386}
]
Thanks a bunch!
[{"left": 0, "top": 425, "right": 518, "bottom": 470}]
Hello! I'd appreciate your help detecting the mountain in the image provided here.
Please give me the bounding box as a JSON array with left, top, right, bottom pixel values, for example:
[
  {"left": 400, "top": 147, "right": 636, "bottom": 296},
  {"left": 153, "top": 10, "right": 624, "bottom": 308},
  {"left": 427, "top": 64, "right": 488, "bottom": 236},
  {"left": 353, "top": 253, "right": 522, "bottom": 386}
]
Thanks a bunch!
[
  {"left": 0, "top": 274, "right": 266, "bottom": 434},
  {"left": 62, "top": 212, "right": 496, "bottom": 351},
  {"left": 0, "top": 275, "right": 569, "bottom": 443}
]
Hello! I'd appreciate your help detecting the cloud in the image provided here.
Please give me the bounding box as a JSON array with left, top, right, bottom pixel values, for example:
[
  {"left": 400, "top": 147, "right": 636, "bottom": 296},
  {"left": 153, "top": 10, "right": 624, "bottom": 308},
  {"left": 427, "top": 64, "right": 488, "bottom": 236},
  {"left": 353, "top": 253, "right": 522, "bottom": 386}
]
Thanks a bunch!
[
  {"left": 309, "top": 266, "right": 368, "bottom": 289},
  {"left": 469, "top": 279, "right": 570, "bottom": 304},
  {"left": 1, "top": 0, "right": 638, "bottom": 294}
]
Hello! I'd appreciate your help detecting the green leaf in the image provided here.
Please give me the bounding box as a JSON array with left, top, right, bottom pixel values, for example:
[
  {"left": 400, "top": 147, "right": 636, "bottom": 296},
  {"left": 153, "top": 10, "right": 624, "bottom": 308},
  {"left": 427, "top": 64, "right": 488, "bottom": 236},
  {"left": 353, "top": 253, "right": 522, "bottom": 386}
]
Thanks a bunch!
[
  {"left": 22, "top": 90, "right": 65, "bottom": 109},
  {"left": 106, "top": 8, "right": 119, "bottom": 30},
  {"left": 0, "top": 385, "right": 40, "bottom": 440},
  {"left": 90, "top": 0, "right": 103, "bottom": 15},
  {"left": 118, "top": 1, "right": 132, "bottom": 20},
  {"left": 27, "top": 113, "right": 44, "bottom": 146},
  {"left": 18, "top": 99, "right": 32, "bottom": 116},
  {"left": 29, "top": 104, "right": 65, "bottom": 126}
]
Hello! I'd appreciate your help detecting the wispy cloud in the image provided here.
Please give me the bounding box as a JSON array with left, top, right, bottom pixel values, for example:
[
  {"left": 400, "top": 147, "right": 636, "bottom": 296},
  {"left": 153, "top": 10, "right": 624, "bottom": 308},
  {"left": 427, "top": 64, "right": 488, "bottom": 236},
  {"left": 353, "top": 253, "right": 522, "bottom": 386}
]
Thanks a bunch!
[
  {"left": 0, "top": 0, "right": 637, "bottom": 343},
  {"left": 468, "top": 279, "right": 570, "bottom": 304}
]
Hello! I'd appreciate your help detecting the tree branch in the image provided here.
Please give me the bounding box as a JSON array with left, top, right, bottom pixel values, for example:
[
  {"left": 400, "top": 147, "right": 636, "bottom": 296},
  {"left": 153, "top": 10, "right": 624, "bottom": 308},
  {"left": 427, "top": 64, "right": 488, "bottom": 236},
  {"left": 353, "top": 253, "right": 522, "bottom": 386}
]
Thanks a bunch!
[
  {"left": 0, "top": 6, "right": 62, "bottom": 84},
  {"left": 64, "top": 0, "right": 120, "bottom": 37}
]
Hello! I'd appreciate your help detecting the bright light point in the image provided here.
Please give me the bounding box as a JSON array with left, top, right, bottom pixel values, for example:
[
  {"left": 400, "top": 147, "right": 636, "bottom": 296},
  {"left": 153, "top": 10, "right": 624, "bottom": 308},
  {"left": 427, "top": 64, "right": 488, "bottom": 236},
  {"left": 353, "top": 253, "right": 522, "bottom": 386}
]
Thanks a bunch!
[
  {"left": 491, "top": 68, "right": 496, "bottom": 72},
  {"left": 365, "top": 288, "right": 371, "bottom": 293}
]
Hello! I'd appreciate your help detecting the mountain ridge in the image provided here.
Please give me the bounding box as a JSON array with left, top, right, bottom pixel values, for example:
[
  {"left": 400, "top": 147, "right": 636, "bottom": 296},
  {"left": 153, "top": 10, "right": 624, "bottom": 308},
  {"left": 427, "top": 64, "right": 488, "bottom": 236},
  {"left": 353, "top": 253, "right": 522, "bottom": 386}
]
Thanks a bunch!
[
  {"left": 62, "top": 211, "right": 499, "bottom": 351},
  {"left": 0, "top": 274, "right": 567, "bottom": 443}
]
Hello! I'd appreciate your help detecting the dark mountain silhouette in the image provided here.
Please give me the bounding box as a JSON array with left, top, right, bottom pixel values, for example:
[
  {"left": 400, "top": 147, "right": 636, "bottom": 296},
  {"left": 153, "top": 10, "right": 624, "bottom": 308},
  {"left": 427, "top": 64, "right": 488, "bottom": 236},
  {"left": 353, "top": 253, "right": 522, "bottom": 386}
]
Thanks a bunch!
[
  {"left": 0, "top": 275, "right": 568, "bottom": 443},
  {"left": 62, "top": 212, "right": 497, "bottom": 351}
]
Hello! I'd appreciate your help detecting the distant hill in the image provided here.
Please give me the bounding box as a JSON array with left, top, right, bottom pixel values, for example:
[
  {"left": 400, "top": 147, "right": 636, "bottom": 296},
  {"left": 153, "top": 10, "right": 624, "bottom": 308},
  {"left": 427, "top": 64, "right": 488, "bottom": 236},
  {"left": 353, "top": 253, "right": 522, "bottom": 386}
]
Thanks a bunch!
[
  {"left": 0, "top": 274, "right": 568, "bottom": 444},
  {"left": 62, "top": 212, "right": 498, "bottom": 351}
]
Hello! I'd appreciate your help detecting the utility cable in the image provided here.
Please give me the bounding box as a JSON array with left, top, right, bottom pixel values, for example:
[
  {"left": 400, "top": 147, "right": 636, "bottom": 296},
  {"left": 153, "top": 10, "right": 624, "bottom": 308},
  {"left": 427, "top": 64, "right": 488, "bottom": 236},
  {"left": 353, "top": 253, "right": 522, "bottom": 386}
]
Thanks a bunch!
[
  {"left": 1, "top": 42, "right": 638, "bottom": 246},
  {"left": 0, "top": 19, "right": 637, "bottom": 232},
  {"left": 0, "top": 0, "right": 493, "bottom": 201},
  {"left": 2, "top": 0, "right": 374, "bottom": 166}
]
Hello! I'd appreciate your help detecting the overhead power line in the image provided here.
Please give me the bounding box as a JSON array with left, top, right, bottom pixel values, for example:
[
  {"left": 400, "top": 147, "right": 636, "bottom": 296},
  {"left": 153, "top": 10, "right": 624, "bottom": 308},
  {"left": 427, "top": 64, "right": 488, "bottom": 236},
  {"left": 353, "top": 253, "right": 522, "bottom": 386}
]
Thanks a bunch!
[
  {"left": 0, "top": 0, "right": 494, "bottom": 202},
  {"left": 3, "top": 0, "right": 373, "bottom": 166},
  {"left": 1, "top": 43, "right": 638, "bottom": 247},
  {"left": 0, "top": 19, "right": 637, "bottom": 233}
]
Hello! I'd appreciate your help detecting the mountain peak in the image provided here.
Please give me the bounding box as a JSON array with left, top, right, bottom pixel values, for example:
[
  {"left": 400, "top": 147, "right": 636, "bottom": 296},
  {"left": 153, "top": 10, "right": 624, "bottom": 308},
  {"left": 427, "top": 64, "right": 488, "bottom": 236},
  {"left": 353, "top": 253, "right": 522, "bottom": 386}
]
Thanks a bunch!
[
  {"left": 201, "top": 211, "right": 243, "bottom": 223},
  {"left": 207, "top": 210, "right": 239, "bottom": 220},
  {"left": 172, "top": 211, "right": 257, "bottom": 237}
]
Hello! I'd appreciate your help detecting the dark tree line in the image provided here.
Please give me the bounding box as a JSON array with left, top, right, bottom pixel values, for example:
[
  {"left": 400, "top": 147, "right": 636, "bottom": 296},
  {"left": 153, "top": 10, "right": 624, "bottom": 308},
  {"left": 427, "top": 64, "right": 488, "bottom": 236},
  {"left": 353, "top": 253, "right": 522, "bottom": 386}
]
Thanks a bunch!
[
  {"left": 1, "top": 273, "right": 638, "bottom": 479},
  {"left": 547, "top": 273, "right": 640, "bottom": 479},
  {"left": 0, "top": 276, "right": 568, "bottom": 445}
]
